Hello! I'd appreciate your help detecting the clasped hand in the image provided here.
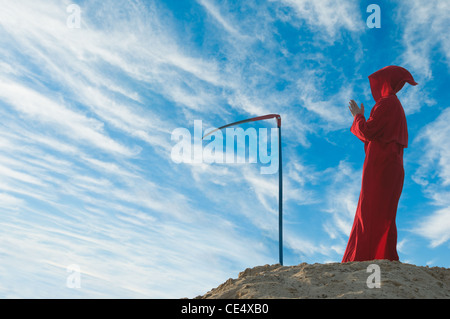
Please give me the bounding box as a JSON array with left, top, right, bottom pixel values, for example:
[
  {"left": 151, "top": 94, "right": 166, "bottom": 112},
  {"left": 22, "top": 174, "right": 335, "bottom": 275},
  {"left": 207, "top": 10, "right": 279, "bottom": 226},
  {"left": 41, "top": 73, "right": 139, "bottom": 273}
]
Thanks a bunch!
[{"left": 348, "top": 100, "right": 364, "bottom": 117}]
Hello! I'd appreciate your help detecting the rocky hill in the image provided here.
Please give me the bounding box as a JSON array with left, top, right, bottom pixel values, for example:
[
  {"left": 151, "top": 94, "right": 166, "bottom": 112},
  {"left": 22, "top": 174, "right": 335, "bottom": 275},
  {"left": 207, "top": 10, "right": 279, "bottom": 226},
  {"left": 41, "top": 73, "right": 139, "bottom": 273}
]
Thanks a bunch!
[{"left": 196, "top": 260, "right": 450, "bottom": 299}]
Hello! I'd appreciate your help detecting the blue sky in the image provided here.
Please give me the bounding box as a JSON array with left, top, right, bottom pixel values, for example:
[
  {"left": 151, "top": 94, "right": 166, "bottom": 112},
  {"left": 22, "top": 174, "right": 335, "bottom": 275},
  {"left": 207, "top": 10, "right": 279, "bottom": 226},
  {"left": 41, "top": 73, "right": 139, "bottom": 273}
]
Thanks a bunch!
[{"left": 0, "top": 0, "right": 449, "bottom": 298}]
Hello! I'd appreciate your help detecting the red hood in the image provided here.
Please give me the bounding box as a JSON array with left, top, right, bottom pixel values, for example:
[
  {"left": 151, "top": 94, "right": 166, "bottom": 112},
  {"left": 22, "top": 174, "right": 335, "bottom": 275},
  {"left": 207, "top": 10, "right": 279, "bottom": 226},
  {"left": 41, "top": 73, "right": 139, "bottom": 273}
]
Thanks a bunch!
[{"left": 368, "top": 65, "right": 418, "bottom": 102}]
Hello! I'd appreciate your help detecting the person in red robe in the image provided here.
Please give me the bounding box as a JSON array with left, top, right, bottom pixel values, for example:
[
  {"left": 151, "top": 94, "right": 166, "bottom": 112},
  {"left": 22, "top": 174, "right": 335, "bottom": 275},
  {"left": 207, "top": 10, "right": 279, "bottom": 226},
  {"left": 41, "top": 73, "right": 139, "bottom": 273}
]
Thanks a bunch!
[{"left": 342, "top": 65, "right": 418, "bottom": 262}]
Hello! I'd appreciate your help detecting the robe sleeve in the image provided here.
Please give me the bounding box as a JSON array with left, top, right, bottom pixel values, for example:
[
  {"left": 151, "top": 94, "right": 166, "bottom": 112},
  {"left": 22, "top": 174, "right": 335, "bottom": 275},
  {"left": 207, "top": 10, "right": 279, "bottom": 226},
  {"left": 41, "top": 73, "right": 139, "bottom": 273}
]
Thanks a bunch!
[{"left": 350, "top": 101, "right": 389, "bottom": 143}]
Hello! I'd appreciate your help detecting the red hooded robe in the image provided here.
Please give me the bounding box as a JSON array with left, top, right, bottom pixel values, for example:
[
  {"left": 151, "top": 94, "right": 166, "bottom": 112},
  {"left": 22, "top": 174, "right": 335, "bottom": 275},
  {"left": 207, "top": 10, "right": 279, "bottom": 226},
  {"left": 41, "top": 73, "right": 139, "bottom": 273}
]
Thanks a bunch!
[{"left": 342, "top": 65, "right": 417, "bottom": 262}]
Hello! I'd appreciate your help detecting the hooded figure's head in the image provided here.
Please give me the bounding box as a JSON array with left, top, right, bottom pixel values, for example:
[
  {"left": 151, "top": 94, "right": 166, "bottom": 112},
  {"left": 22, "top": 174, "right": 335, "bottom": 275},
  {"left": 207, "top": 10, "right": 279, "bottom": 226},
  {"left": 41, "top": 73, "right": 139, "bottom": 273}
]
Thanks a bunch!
[{"left": 368, "top": 65, "right": 418, "bottom": 103}]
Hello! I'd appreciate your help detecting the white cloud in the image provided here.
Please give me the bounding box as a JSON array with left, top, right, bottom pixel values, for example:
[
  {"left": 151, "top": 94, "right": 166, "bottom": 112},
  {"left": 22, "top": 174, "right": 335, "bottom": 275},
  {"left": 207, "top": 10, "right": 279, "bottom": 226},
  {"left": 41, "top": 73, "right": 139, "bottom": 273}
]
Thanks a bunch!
[
  {"left": 414, "top": 208, "right": 450, "bottom": 248},
  {"left": 197, "top": 0, "right": 245, "bottom": 38},
  {"left": 397, "top": 0, "right": 450, "bottom": 115},
  {"left": 276, "top": 0, "right": 363, "bottom": 41},
  {"left": 0, "top": 193, "right": 25, "bottom": 209},
  {"left": 321, "top": 161, "right": 361, "bottom": 239},
  {"left": 396, "top": 85, "right": 436, "bottom": 115},
  {"left": 0, "top": 79, "right": 136, "bottom": 156},
  {"left": 399, "top": 0, "right": 450, "bottom": 79},
  {"left": 296, "top": 71, "right": 354, "bottom": 128},
  {"left": 412, "top": 107, "right": 450, "bottom": 247},
  {"left": 414, "top": 107, "right": 450, "bottom": 187}
]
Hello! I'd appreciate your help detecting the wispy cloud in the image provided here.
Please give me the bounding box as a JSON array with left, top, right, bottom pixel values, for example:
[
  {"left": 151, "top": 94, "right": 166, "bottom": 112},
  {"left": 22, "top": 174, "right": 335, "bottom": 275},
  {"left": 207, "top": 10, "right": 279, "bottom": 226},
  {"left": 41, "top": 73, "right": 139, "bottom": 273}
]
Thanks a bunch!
[
  {"left": 412, "top": 107, "right": 450, "bottom": 247},
  {"left": 197, "top": 0, "right": 246, "bottom": 38},
  {"left": 399, "top": 0, "right": 450, "bottom": 79},
  {"left": 414, "top": 207, "right": 450, "bottom": 248},
  {"left": 276, "top": 0, "right": 364, "bottom": 41},
  {"left": 0, "top": 78, "right": 136, "bottom": 156},
  {"left": 396, "top": 0, "right": 449, "bottom": 114}
]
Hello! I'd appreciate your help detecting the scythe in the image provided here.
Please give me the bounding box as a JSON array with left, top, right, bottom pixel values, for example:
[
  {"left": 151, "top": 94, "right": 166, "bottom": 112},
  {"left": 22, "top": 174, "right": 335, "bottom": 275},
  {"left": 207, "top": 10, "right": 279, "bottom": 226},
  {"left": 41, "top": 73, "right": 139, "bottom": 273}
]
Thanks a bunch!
[{"left": 202, "top": 114, "right": 283, "bottom": 265}]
